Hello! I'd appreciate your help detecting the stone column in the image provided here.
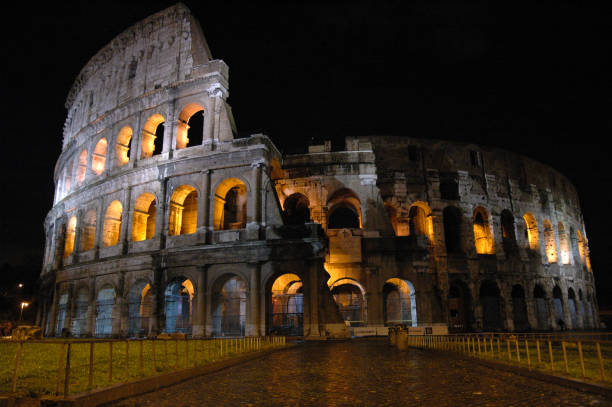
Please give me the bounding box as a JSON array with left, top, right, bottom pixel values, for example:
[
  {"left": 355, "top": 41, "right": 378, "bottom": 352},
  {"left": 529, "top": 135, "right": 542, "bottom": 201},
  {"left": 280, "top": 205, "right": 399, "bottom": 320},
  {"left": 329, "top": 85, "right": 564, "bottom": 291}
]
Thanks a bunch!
[
  {"left": 192, "top": 267, "right": 207, "bottom": 337},
  {"left": 120, "top": 187, "right": 132, "bottom": 254},
  {"left": 199, "top": 170, "right": 211, "bottom": 241},
  {"left": 47, "top": 283, "right": 59, "bottom": 337},
  {"left": 87, "top": 278, "right": 96, "bottom": 337},
  {"left": 304, "top": 262, "right": 321, "bottom": 339},
  {"left": 246, "top": 263, "right": 261, "bottom": 336}
]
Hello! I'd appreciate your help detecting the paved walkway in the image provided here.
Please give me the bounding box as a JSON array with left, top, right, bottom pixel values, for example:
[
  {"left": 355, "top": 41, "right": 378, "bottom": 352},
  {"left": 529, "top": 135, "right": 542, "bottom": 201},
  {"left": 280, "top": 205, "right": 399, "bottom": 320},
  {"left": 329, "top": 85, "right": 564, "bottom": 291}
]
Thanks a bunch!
[{"left": 107, "top": 339, "right": 610, "bottom": 406}]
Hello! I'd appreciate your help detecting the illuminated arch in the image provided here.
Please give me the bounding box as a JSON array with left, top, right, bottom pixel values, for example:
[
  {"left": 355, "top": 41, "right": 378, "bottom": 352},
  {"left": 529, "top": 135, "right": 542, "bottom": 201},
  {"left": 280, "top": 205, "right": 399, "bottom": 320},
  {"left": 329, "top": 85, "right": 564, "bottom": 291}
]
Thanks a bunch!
[
  {"left": 92, "top": 138, "right": 108, "bottom": 175},
  {"left": 164, "top": 278, "right": 194, "bottom": 334},
  {"left": 176, "top": 103, "right": 205, "bottom": 149},
  {"left": 523, "top": 213, "right": 539, "bottom": 250},
  {"left": 132, "top": 193, "right": 157, "bottom": 241},
  {"left": 81, "top": 209, "right": 97, "bottom": 252},
  {"left": 169, "top": 185, "right": 198, "bottom": 235},
  {"left": 576, "top": 230, "right": 586, "bottom": 263},
  {"left": 269, "top": 273, "right": 303, "bottom": 335},
  {"left": 95, "top": 285, "right": 115, "bottom": 337},
  {"left": 62, "top": 161, "right": 73, "bottom": 197},
  {"left": 543, "top": 219, "right": 557, "bottom": 263},
  {"left": 211, "top": 274, "right": 247, "bottom": 336},
  {"left": 64, "top": 216, "right": 77, "bottom": 258},
  {"left": 115, "top": 126, "right": 132, "bottom": 167},
  {"left": 329, "top": 278, "right": 366, "bottom": 327},
  {"left": 408, "top": 202, "right": 432, "bottom": 238},
  {"left": 383, "top": 278, "right": 417, "bottom": 327},
  {"left": 214, "top": 178, "right": 247, "bottom": 230},
  {"left": 128, "top": 280, "right": 152, "bottom": 337},
  {"left": 327, "top": 188, "right": 361, "bottom": 229},
  {"left": 473, "top": 207, "right": 494, "bottom": 254},
  {"left": 558, "top": 222, "right": 571, "bottom": 264},
  {"left": 140, "top": 114, "right": 165, "bottom": 159},
  {"left": 76, "top": 149, "right": 88, "bottom": 185},
  {"left": 102, "top": 200, "right": 123, "bottom": 247}
]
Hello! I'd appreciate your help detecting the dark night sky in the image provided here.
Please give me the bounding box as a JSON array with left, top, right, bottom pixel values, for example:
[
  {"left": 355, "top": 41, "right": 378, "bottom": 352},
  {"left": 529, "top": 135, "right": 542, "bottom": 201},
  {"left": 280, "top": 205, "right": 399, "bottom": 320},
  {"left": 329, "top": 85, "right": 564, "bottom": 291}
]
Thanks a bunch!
[{"left": 1, "top": 1, "right": 611, "bottom": 306}]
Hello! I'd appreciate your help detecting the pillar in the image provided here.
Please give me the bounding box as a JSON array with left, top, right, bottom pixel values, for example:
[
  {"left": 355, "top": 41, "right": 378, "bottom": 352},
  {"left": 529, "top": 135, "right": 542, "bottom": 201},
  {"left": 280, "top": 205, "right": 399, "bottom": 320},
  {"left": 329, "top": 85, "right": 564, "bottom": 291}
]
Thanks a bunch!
[
  {"left": 246, "top": 263, "right": 261, "bottom": 336},
  {"left": 192, "top": 267, "right": 207, "bottom": 337}
]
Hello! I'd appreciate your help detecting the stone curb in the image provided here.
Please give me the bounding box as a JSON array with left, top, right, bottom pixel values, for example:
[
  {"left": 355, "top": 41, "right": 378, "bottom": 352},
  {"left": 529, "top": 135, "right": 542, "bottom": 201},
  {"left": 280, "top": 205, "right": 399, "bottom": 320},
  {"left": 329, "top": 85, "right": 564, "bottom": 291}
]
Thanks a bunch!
[
  {"left": 1, "top": 345, "right": 296, "bottom": 407},
  {"left": 432, "top": 349, "right": 612, "bottom": 400}
]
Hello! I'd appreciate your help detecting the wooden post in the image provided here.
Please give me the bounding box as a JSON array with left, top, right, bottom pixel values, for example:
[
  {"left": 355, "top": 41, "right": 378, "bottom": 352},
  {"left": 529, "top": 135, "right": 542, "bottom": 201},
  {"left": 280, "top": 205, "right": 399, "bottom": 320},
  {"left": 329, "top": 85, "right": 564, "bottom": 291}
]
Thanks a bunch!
[
  {"left": 596, "top": 342, "right": 605, "bottom": 381},
  {"left": 536, "top": 340, "right": 541, "bottom": 363},
  {"left": 152, "top": 340, "right": 157, "bottom": 372},
  {"left": 164, "top": 339, "right": 168, "bottom": 367},
  {"left": 139, "top": 340, "right": 144, "bottom": 377},
  {"left": 56, "top": 343, "right": 66, "bottom": 395},
  {"left": 63, "top": 343, "right": 72, "bottom": 397},
  {"left": 88, "top": 342, "right": 94, "bottom": 390},
  {"left": 108, "top": 342, "right": 113, "bottom": 383},
  {"left": 577, "top": 341, "right": 586, "bottom": 378},
  {"left": 125, "top": 341, "right": 129, "bottom": 382},
  {"left": 11, "top": 342, "right": 23, "bottom": 393},
  {"left": 525, "top": 340, "right": 531, "bottom": 369},
  {"left": 548, "top": 340, "right": 554, "bottom": 371},
  {"left": 562, "top": 341, "right": 569, "bottom": 373},
  {"left": 507, "top": 339, "right": 511, "bottom": 360}
]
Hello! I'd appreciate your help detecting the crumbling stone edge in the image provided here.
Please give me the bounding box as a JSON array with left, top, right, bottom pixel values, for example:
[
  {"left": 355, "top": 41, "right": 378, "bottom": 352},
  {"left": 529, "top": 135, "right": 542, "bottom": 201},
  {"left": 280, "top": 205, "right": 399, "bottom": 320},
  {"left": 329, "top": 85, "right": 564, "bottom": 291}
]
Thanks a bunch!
[{"left": 0, "top": 344, "right": 298, "bottom": 407}]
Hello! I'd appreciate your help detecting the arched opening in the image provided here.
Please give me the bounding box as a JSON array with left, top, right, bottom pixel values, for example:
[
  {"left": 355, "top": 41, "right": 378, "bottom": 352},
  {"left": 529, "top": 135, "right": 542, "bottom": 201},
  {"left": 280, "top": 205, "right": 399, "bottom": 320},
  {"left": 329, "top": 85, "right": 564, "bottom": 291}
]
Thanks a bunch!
[
  {"left": 64, "top": 216, "right": 77, "bottom": 258},
  {"left": 128, "top": 281, "right": 152, "bottom": 337},
  {"left": 63, "top": 161, "right": 73, "bottom": 196},
  {"left": 269, "top": 273, "right": 303, "bottom": 336},
  {"left": 480, "top": 280, "right": 502, "bottom": 330},
  {"left": 102, "top": 201, "right": 123, "bottom": 247},
  {"left": 327, "top": 188, "right": 361, "bottom": 229},
  {"left": 579, "top": 289, "right": 589, "bottom": 328},
  {"left": 331, "top": 279, "right": 366, "bottom": 327},
  {"left": 408, "top": 205, "right": 429, "bottom": 237},
  {"left": 169, "top": 185, "right": 198, "bottom": 235},
  {"left": 71, "top": 287, "right": 89, "bottom": 337},
  {"left": 164, "top": 279, "right": 193, "bottom": 334},
  {"left": 76, "top": 150, "right": 88, "bottom": 185},
  {"left": 473, "top": 207, "right": 494, "bottom": 254},
  {"left": 212, "top": 275, "right": 247, "bottom": 337},
  {"left": 176, "top": 103, "right": 204, "bottom": 149},
  {"left": 543, "top": 220, "right": 557, "bottom": 263},
  {"left": 80, "top": 210, "right": 97, "bottom": 252},
  {"left": 448, "top": 282, "right": 472, "bottom": 332},
  {"left": 553, "top": 286, "right": 565, "bottom": 329},
  {"left": 534, "top": 285, "right": 549, "bottom": 330},
  {"left": 511, "top": 285, "right": 529, "bottom": 331},
  {"left": 213, "top": 178, "right": 247, "bottom": 230},
  {"left": 132, "top": 193, "right": 157, "bottom": 241},
  {"left": 95, "top": 286, "right": 115, "bottom": 337},
  {"left": 576, "top": 230, "right": 586, "bottom": 264},
  {"left": 55, "top": 293, "right": 69, "bottom": 337},
  {"left": 115, "top": 126, "right": 132, "bottom": 167},
  {"left": 383, "top": 278, "right": 417, "bottom": 327},
  {"left": 92, "top": 138, "right": 107, "bottom": 175},
  {"left": 558, "top": 222, "right": 571, "bottom": 264},
  {"left": 283, "top": 193, "right": 311, "bottom": 225},
  {"left": 443, "top": 206, "right": 462, "bottom": 254},
  {"left": 523, "top": 213, "right": 539, "bottom": 250},
  {"left": 501, "top": 210, "right": 517, "bottom": 255},
  {"left": 140, "top": 114, "right": 165, "bottom": 159},
  {"left": 568, "top": 288, "right": 578, "bottom": 329}
]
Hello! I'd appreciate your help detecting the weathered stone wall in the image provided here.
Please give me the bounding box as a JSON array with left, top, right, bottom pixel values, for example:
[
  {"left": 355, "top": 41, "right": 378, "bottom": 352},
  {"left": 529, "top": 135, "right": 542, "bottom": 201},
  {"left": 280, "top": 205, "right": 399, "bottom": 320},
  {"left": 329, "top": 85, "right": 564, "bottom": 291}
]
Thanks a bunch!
[{"left": 40, "top": 4, "right": 598, "bottom": 339}]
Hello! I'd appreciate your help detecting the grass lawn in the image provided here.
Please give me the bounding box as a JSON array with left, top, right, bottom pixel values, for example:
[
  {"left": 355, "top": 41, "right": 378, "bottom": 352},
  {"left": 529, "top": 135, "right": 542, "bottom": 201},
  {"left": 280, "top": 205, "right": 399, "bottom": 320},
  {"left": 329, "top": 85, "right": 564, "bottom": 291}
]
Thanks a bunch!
[
  {"left": 461, "top": 338, "right": 612, "bottom": 384},
  {"left": 0, "top": 338, "right": 284, "bottom": 397}
]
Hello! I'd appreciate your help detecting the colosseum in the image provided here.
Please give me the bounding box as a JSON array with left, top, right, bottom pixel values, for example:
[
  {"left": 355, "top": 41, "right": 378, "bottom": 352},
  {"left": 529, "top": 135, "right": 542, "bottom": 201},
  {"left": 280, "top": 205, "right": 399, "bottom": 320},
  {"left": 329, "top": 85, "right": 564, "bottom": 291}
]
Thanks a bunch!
[{"left": 39, "top": 3, "right": 599, "bottom": 339}]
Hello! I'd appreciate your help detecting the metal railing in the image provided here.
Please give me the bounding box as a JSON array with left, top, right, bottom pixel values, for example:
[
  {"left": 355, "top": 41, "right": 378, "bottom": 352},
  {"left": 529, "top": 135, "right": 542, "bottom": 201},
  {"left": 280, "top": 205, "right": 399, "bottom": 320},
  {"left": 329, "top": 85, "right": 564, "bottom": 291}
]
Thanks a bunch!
[
  {"left": 391, "top": 330, "right": 611, "bottom": 384},
  {"left": 0, "top": 336, "right": 287, "bottom": 397}
]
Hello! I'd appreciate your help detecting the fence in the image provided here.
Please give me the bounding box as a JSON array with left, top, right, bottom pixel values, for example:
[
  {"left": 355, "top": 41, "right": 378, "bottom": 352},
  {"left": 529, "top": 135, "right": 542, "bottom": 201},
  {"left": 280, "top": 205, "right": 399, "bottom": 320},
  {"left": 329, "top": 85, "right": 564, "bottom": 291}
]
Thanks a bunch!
[
  {"left": 395, "top": 330, "right": 611, "bottom": 384},
  {"left": 0, "top": 336, "right": 287, "bottom": 397}
]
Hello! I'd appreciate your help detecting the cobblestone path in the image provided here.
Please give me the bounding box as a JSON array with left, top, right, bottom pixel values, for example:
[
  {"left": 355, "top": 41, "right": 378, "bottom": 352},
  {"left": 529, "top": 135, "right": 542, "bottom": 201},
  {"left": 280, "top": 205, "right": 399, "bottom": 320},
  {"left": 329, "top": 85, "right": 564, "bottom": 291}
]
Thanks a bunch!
[{"left": 107, "top": 339, "right": 610, "bottom": 407}]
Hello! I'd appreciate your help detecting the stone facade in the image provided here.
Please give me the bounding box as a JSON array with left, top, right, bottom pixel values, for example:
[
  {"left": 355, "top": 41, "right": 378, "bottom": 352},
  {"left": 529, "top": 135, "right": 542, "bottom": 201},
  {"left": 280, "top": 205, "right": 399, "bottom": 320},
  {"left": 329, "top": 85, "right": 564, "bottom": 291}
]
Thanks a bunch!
[{"left": 39, "top": 4, "right": 598, "bottom": 339}]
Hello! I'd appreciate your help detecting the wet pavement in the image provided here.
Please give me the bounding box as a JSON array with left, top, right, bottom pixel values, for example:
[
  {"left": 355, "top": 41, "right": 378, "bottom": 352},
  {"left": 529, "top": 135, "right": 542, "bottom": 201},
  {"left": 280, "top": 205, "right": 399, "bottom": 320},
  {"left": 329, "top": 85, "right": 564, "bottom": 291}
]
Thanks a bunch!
[{"left": 107, "top": 338, "right": 610, "bottom": 406}]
